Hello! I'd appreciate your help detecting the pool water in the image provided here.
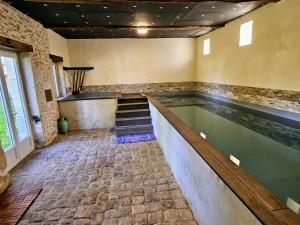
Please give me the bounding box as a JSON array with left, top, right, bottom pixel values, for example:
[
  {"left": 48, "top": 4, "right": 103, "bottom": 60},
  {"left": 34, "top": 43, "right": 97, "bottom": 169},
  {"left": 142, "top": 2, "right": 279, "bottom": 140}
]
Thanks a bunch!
[{"left": 157, "top": 95, "right": 300, "bottom": 208}]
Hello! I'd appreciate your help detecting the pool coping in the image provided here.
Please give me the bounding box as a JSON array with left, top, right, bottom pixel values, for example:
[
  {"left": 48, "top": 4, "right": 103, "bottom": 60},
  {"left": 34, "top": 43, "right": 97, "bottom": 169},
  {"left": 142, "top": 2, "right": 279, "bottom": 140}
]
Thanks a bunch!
[
  {"left": 145, "top": 93, "right": 300, "bottom": 225},
  {"left": 57, "top": 92, "right": 122, "bottom": 102}
]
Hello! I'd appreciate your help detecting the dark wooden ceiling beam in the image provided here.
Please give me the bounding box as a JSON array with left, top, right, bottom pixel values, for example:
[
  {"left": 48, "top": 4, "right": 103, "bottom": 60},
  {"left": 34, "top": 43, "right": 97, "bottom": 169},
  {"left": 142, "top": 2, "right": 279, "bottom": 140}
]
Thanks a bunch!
[
  {"left": 23, "top": 0, "right": 280, "bottom": 4},
  {"left": 50, "top": 25, "right": 222, "bottom": 31}
]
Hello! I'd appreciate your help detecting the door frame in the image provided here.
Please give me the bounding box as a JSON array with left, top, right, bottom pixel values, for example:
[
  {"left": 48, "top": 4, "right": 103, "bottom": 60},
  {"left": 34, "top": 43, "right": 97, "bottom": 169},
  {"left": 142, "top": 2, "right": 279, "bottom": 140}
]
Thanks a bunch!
[{"left": 0, "top": 50, "right": 34, "bottom": 170}]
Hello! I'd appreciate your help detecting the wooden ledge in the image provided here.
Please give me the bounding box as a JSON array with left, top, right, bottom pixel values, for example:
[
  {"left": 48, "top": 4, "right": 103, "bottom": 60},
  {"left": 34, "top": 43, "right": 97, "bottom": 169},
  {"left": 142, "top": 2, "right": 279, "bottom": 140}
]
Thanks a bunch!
[
  {"left": 0, "top": 36, "right": 33, "bottom": 52},
  {"left": 145, "top": 93, "right": 299, "bottom": 225}
]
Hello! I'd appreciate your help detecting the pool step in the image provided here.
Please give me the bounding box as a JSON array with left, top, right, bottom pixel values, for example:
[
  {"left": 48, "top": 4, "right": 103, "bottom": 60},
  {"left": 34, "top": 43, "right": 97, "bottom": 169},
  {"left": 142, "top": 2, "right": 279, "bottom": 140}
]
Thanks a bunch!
[
  {"left": 116, "top": 116, "right": 152, "bottom": 126},
  {"left": 118, "top": 97, "right": 148, "bottom": 104},
  {"left": 117, "top": 102, "right": 149, "bottom": 111},
  {"left": 116, "top": 124, "right": 153, "bottom": 136},
  {"left": 116, "top": 109, "right": 150, "bottom": 118},
  {"left": 115, "top": 93, "right": 154, "bottom": 138}
]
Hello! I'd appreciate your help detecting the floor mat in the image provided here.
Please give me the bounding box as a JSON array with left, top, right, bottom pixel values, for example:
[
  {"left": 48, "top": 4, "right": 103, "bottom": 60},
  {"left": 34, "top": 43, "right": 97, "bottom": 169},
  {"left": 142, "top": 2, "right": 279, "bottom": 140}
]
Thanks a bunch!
[
  {"left": 0, "top": 188, "right": 42, "bottom": 225},
  {"left": 116, "top": 133, "right": 156, "bottom": 144}
]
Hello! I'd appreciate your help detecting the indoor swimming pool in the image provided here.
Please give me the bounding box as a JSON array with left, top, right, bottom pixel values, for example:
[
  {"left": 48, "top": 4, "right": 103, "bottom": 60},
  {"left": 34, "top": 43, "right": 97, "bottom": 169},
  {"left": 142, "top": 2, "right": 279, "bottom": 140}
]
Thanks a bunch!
[{"left": 156, "top": 94, "right": 300, "bottom": 210}]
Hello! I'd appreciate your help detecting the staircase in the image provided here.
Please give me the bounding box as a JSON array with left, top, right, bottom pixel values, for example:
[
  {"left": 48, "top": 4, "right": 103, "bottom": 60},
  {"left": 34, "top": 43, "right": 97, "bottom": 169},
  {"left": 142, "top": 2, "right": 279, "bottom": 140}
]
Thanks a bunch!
[{"left": 115, "top": 94, "right": 153, "bottom": 137}]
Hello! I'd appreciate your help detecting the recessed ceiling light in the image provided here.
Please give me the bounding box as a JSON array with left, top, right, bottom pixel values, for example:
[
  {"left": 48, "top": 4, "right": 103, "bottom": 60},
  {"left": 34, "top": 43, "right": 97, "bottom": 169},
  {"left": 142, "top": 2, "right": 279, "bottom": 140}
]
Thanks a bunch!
[
  {"left": 159, "top": 6, "right": 163, "bottom": 9},
  {"left": 133, "top": 5, "right": 137, "bottom": 8},
  {"left": 91, "top": 30, "right": 94, "bottom": 32},
  {"left": 107, "top": 15, "right": 110, "bottom": 18},
  {"left": 201, "top": 14, "right": 205, "bottom": 17},
  {"left": 81, "top": 14, "right": 85, "bottom": 18},
  {"left": 137, "top": 28, "right": 148, "bottom": 34},
  {"left": 64, "top": 21, "right": 68, "bottom": 24},
  {"left": 176, "top": 16, "right": 180, "bottom": 19},
  {"left": 43, "top": 3, "right": 48, "bottom": 7},
  {"left": 76, "top": 4, "right": 80, "bottom": 8},
  {"left": 212, "top": 6, "right": 216, "bottom": 9},
  {"left": 55, "top": 13, "right": 59, "bottom": 16},
  {"left": 104, "top": 6, "right": 108, "bottom": 9},
  {"left": 185, "top": 6, "right": 189, "bottom": 9}
]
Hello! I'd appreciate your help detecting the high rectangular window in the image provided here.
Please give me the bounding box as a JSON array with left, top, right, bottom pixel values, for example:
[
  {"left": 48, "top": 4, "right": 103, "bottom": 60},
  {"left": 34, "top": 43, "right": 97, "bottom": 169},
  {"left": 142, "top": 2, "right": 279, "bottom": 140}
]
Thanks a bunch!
[
  {"left": 203, "top": 39, "right": 210, "bottom": 55},
  {"left": 239, "top": 20, "right": 253, "bottom": 46}
]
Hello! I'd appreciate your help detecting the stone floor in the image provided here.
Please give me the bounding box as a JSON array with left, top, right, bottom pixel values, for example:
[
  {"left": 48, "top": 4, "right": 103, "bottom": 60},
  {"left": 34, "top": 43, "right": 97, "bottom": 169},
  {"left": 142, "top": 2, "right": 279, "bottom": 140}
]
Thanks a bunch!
[{"left": 9, "top": 129, "right": 198, "bottom": 225}]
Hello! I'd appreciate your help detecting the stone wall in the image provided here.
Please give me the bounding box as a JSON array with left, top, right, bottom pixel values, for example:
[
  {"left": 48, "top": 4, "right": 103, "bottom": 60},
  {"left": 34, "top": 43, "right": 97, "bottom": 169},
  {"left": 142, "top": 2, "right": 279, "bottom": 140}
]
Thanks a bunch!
[
  {"left": 0, "top": 2, "right": 58, "bottom": 146},
  {"left": 81, "top": 82, "right": 197, "bottom": 94},
  {"left": 195, "top": 82, "right": 300, "bottom": 114},
  {"left": 0, "top": 147, "right": 10, "bottom": 193},
  {"left": 82, "top": 81, "right": 300, "bottom": 114}
]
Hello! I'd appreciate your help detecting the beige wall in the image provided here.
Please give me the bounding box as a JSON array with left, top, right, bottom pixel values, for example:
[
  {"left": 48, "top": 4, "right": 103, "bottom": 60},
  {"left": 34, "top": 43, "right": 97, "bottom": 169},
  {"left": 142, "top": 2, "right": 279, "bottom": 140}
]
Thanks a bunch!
[
  {"left": 47, "top": 29, "right": 70, "bottom": 66},
  {"left": 68, "top": 38, "right": 196, "bottom": 86},
  {"left": 196, "top": 0, "right": 300, "bottom": 91}
]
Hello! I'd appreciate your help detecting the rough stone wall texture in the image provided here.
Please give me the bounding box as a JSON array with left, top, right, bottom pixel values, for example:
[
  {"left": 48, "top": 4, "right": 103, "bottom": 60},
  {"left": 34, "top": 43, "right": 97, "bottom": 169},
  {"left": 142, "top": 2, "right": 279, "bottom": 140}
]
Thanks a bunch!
[
  {"left": 0, "top": 2, "right": 58, "bottom": 146},
  {"left": 82, "top": 81, "right": 300, "bottom": 113},
  {"left": 81, "top": 82, "right": 197, "bottom": 94},
  {"left": 0, "top": 146, "right": 10, "bottom": 193},
  {"left": 195, "top": 82, "right": 300, "bottom": 114}
]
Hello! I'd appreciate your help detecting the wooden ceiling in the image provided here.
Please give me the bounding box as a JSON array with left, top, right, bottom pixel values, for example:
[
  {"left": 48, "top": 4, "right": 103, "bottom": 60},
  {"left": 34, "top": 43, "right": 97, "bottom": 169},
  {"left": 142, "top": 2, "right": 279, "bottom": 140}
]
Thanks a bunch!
[{"left": 5, "top": 0, "right": 279, "bottom": 38}]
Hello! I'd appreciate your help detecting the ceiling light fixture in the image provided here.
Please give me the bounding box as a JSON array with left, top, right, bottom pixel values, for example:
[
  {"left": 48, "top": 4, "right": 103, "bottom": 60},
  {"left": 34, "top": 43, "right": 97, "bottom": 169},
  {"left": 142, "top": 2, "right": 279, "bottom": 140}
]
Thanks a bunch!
[
  {"left": 107, "top": 15, "right": 110, "bottom": 18},
  {"left": 137, "top": 28, "right": 148, "bottom": 34},
  {"left": 76, "top": 4, "right": 80, "bottom": 8},
  {"left": 159, "top": 6, "right": 163, "bottom": 9},
  {"left": 133, "top": 5, "right": 137, "bottom": 8},
  {"left": 43, "top": 3, "right": 48, "bottom": 7},
  {"left": 185, "top": 6, "right": 189, "bottom": 9},
  {"left": 55, "top": 13, "right": 59, "bottom": 16},
  {"left": 104, "top": 6, "right": 108, "bottom": 9}
]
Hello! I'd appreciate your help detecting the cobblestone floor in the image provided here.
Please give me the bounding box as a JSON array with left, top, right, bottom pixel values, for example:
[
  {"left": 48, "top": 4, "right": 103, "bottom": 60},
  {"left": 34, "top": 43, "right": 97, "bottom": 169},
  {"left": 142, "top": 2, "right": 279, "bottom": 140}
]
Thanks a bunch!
[{"left": 10, "top": 129, "right": 198, "bottom": 225}]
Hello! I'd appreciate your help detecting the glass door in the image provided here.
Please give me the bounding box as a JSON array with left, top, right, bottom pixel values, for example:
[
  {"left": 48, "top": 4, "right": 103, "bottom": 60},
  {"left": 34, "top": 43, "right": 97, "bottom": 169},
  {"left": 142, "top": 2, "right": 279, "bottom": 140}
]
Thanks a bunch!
[{"left": 0, "top": 50, "right": 34, "bottom": 170}]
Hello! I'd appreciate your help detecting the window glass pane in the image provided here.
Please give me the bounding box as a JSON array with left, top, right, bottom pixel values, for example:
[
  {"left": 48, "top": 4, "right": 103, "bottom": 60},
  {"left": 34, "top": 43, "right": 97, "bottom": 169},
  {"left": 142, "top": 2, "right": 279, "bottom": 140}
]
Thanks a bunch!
[
  {"left": 203, "top": 39, "right": 210, "bottom": 55},
  {"left": 239, "top": 20, "right": 253, "bottom": 46},
  {"left": 0, "top": 94, "right": 12, "bottom": 151},
  {"left": 1, "top": 56, "right": 29, "bottom": 141}
]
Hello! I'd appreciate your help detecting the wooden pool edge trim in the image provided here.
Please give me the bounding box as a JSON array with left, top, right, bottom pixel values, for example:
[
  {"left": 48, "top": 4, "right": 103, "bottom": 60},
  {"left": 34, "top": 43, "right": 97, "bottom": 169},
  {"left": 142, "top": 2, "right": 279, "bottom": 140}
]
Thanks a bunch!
[{"left": 145, "top": 94, "right": 300, "bottom": 225}]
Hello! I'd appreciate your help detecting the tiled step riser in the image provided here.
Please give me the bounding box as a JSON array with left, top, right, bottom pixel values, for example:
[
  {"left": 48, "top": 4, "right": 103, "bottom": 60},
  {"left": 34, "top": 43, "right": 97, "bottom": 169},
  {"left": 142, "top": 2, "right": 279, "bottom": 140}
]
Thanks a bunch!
[
  {"left": 116, "top": 111, "right": 150, "bottom": 118},
  {"left": 116, "top": 126, "right": 153, "bottom": 136},
  {"left": 117, "top": 103, "right": 149, "bottom": 111},
  {"left": 118, "top": 98, "right": 148, "bottom": 104},
  {"left": 116, "top": 118, "right": 152, "bottom": 126}
]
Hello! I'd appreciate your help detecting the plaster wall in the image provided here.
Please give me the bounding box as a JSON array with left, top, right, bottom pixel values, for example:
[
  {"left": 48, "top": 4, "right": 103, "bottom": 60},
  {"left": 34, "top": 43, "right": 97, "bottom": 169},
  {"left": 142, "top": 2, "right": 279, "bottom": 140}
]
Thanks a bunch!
[
  {"left": 196, "top": 0, "right": 300, "bottom": 92},
  {"left": 58, "top": 99, "right": 116, "bottom": 131},
  {"left": 149, "top": 102, "right": 263, "bottom": 225},
  {"left": 68, "top": 38, "right": 196, "bottom": 86}
]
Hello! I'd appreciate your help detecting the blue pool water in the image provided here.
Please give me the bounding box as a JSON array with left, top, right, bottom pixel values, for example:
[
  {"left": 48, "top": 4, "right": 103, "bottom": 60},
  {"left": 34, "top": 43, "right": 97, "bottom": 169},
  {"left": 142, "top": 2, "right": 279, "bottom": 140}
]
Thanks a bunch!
[{"left": 157, "top": 95, "right": 300, "bottom": 209}]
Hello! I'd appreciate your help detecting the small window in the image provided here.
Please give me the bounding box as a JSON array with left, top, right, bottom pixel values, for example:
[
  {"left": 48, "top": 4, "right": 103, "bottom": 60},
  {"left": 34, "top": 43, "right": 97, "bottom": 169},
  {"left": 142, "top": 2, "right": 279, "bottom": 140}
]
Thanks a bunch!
[
  {"left": 239, "top": 20, "right": 253, "bottom": 46},
  {"left": 203, "top": 39, "right": 210, "bottom": 55}
]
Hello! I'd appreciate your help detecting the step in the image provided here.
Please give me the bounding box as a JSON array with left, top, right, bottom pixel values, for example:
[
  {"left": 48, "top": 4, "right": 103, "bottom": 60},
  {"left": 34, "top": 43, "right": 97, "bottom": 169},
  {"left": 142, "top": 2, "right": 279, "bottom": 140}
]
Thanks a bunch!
[
  {"left": 118, "top": 97, "right": 148, "bottom": 104},
  {"left": 116, "top": 116, "right": 152, "bottom": 126},
  {"left": 116, "top": 109, "right": 150, "bottom": 118},
  {"left": 116, "top": 124, "right": 153, "bottom": 136},
  {"left": 117, "top": 102, "right": 149, "bottom": 111}
]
